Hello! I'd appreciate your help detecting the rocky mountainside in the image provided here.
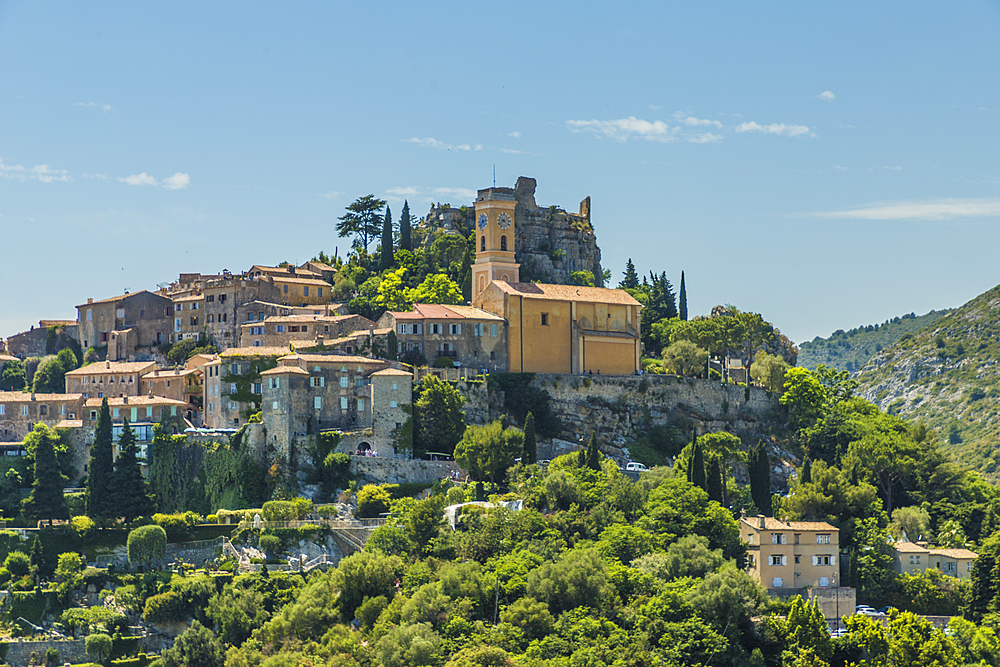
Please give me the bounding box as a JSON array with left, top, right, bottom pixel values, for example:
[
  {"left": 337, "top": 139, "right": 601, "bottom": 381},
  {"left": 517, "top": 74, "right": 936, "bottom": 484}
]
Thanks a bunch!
[
  {"left": 422, "top": 176, "right": 605, "bottom": 286},
  {"left": 798, "top": 309, "right": 951, "bottom": 372},
  {"left": 854, "top": 284, "right": 1000, "bottom": 477}
]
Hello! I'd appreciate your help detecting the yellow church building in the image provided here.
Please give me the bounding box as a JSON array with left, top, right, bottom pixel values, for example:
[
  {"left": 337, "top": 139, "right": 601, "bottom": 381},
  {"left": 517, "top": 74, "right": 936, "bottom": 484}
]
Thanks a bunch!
[{"left": 471, "top": 185, "right": 642, "bottom": 375}]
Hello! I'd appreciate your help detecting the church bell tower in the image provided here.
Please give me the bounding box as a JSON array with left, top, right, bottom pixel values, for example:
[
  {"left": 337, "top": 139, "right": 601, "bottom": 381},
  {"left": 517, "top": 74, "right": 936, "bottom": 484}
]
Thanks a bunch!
[{"left": 471, "top": 186, "right": 520, "bottom": 302}]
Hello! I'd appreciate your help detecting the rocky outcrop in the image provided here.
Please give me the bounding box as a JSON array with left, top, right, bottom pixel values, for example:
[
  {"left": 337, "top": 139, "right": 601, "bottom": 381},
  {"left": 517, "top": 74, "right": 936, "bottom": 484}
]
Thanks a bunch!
[{"left": 422, "top": 176, "right": 605, "bottom": 286}]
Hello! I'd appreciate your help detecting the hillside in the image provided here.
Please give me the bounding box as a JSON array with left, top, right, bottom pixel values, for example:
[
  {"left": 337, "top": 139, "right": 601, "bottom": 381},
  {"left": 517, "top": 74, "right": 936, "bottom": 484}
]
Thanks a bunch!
[
  {"left": 854, "top": 285, "right": 1000, "bottom": 476},
  {"left": 798, "top": 309, "right": 951, "bottom": 372}
]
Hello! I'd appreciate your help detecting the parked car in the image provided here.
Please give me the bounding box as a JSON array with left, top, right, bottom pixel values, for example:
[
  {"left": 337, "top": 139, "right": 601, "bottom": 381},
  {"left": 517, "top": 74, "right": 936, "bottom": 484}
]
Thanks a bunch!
[{"left": 626, "top": 461, "right": 649, "bottom": 472}]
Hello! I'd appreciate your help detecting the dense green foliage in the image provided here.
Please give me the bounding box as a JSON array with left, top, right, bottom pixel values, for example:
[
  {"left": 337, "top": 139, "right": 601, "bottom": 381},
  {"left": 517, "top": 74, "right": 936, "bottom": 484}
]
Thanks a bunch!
[
  {"left": 127, "top": 525, "right": 166, "bottom": 568},
  {"left": 23, "top": 424, "right": 68, "bottom": 521}
]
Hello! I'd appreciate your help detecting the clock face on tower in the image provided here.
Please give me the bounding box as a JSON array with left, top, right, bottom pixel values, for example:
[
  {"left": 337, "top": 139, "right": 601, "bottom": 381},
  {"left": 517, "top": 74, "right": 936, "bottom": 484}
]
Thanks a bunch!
[
  {"left": 498, "top": 212, "right": 512, "bottom": 230},
  {"left": 477, "top": 213, "right": 488, "bottom": 230}
]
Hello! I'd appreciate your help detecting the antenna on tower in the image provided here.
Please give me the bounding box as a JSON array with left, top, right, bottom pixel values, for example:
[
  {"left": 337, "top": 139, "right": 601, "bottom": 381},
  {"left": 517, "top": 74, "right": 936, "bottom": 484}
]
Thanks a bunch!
[{"left": 493, "top": 164, "right": 496, "bottom": 188}]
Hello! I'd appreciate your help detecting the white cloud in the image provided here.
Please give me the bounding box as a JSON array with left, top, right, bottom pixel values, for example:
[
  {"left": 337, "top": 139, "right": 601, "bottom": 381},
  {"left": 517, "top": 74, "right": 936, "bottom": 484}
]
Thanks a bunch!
[
  {"left": 382, "top": 185, "right": 476, "bottom": 204},
  {"left": 508, "top": 131, "right": 521, "bottom": 139},
  {"left": 162, "top": 172, "right": 190, "bottom": 190},
  {"left": 72, "top": 102, "right": 115, "bottom": 113},
  {"left": 882, "top": 166, "right": 902, "bottom": 171},
  {"left": 565, "top": 116, "right": 679, "bottom": 143},
  {"left": 803, "top": 198, "right": 1000, "bottom": 222},
  {"left": 833, "top": 165, "right": 848, "bottom": 171},
  {"left": 819, "top": 91, "right": 835, "bottom": 100},
  {"left": 386, "top": 187, "right": 419, "bottom": 196},
  {"left": 648, "top": 105, "right": 661, "bottom": 110},
  {"left": 674, "top": 112, "right": 723, "bottom": 128},
  {"left": 688, "top": 133, "right": 723, "bottom": 144},
  {"left": 317, "top": 191, "right": 342, "bottom": 199},
  {"left": 735, "top": 121, "right": 813, "bottom": 137},
  {"left": 120, "top": 172, "right": 158, "bottom": 186},
  {"left": 402, "top": 137, "right": 480, "bottom": 151},
  {"left": 432, "top": 187, "right": 477, "bottom": 200},
  {"left": 0, "top": 157, "right": 71, "bottom": 183},
  {"left": 501, "top": 148, "right": 524, "bottom": 154},
  {"left": 83, "top": 173, "right": 110, "bottom": 180},
  {"left": 30, "top": 165, "right": 70, "bottom": 183}
]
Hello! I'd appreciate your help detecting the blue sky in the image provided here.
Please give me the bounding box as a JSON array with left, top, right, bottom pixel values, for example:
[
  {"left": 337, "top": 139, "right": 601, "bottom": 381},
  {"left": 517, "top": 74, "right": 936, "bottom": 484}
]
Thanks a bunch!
[{"left": 3, "top": 1, "right": 1000, "bottom": 346}]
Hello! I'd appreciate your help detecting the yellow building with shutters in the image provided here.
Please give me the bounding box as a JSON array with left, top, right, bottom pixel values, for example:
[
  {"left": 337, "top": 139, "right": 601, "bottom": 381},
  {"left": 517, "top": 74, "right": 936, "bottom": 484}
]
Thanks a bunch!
[{"left": 471, "top": 185, "right": 642, "bottom": 375}]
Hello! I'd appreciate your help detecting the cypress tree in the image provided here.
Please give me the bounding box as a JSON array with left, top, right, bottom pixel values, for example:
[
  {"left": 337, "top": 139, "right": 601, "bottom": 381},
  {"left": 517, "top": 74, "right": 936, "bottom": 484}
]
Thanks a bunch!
[
  {"left": 112, "top": 419, "right": 152, "bottom": 523},
  {"left": 749, "top": 442, "right": 772, "bottom": 515},
  {"left": 399, "top": 200, "right": 412, "bottom": 253},
  {"left": 25, "top": 424, "right": 68, "bottom": 521},
  {"left": 691, "top": 440, "right": 706, "bottom": 490},
  {"left": 800, "top": 456, "right": 812, "bottom": 485},
  {"left": 87, "top": 398, "right": 114, "bottom": 521},
  {"left": 379, "top": 205, "right": 394, "bottom": 272},
  {"left": 706, "top": 455, "right": 723, "bottom": 503},
  {"left": 686, "top": 428, "right": 697, "bottom": 483},
  {"left": 30, "top": 535, "right": 43, "bottom": 570},
  {"left": 621, "top": 259, "right": 639, "bottom": 289},
  {"left": 585, "top": 433, "right": 602, "bottom": 471},
  {"left": 679, "top": 271, "right": 688, "bottom": 321},
  {"left": 523, "top": 413, "right": 537, "bottom": 465},
  {"left": 459, "top": 236, "right": 474, "bottom": 303}
]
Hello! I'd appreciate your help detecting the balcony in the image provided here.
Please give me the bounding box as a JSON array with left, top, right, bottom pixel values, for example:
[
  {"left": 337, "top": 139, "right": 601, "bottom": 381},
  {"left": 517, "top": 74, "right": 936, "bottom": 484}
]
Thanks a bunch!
[{"left": 435, "top": 350, "right": 457, "bottom": 359}]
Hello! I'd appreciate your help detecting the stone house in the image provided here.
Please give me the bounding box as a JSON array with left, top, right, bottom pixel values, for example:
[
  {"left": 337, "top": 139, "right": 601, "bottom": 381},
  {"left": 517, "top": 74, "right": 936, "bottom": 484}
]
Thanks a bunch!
[
  {"left": 171, "top": 293, "right": 206, "bottom": 343},
  {"left": 64, "top": 361, "right": 158, "bottom": 399},
  {"left": 82, "top": 395, "right": 187, "bottom": 456},
  {"left": 203, "top": 347, "right": 289, "bottom": 428},
  {"left": 235, "top": 301, "right": 350, "bottom": 340},
  {"left": 376, "top": 304, "right": 507, "bottom": 371},
  {"left": 238, "top": 314, "right": 374, "bottom": 349},
  {"left": 259, "top": 354, "right": 411, "bottom": 456},
  {"left": 299, "top": 260, "right": 336, "bottom": 283},
  {"left": 741, "top": 516, "right": 842, "bottom": 592},
  {"left": 0, "top": 392, "right": 86, "bottom": 441},
  {"left": 247, "top": 264, "right": 325, "bottom": 282},
  {"left": 140, "top": 367, "right": 202, "bottom": 421},
  {"left": 891, "top": 541, "right": 978, "bottom": 581},
  {"left": 76, "top": 291, "right": 173, "bottom": 358},
  {"left": 201, "top": 277, "right": 281, "bottom": 351},
  {"left": 271, "top": 276, "right": 335, "bottom": 307}
]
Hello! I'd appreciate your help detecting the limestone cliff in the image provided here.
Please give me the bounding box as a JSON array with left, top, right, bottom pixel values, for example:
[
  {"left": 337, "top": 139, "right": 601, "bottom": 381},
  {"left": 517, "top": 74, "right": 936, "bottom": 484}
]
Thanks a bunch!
[{"left": 422, "top": 176, "right": 605, "bottom": 286}]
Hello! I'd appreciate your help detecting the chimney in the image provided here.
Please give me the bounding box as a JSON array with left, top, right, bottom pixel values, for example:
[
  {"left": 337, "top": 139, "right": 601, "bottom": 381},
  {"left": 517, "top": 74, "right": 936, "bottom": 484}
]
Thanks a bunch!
[
  {"left": 757, "top": 515, "right": 766, "bottom": 530},
  {"left": 106, "top": 361, "right": 111, "bottom": 369},
  {"left": 87, "top": 298, "right": 93, "bottom": 304}
]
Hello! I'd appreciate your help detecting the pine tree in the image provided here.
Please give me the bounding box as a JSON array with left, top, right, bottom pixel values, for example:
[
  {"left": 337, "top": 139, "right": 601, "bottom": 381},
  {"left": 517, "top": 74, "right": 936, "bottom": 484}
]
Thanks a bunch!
[
  {"left": 706, "top": 455, "right": 723, "bottom": 503},
  {"left": 87, "top": 398, "right": 114, "bottom": 521},
  {"left": 749, "top": 441, "right": 772, "bottom": 515},
  {"left": 399, "top": 200, "right": 412, "bottom": 253},
  {"left": 691, "top": 440, "right": 706, "bottom": 490},
  {"left": 379, "top": 206, "right": 394, "bottom": 272},
  {"left": 621, "top": 259, "right": 639, "bottom": 289},
  {"left": 679, "top": 271, "right": 688, "bottom": 321},
  {"left": 30, "top": 535, "right": 43, "bottom": 571},
  {"left": 523, "top": 413, "right": 537, "bottom": 465},
  {"left": 112, "top": 419, "right": 152, "bottom": 522},
  {"left": 25, "top": 424, "right": 68, "bottom": 521}
]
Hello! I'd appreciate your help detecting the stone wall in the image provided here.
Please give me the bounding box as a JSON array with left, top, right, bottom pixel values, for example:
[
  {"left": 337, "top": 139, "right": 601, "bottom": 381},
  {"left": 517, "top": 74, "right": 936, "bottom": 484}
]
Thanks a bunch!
[
  {"left": 350, "top": 456, "right": 459, "bottom": 485},
  {"left": 6, "top": 323, "right": 78, "bottom": 359},
  {"left": 4, "top": 638, "right": 88, "bottom": 666}
]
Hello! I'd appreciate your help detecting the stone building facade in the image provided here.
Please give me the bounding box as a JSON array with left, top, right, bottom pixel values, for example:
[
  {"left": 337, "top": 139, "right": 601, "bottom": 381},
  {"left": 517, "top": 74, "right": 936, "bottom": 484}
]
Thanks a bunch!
[
  {"left": 741, "top": 516, "right": 841, "bottom": 591},
  {"left": 64, "top": 361, "right": 157, "bottom": 399},
  {"left": 0, "top": 392, "right": 86, "bottom": 441},
  {"left": 376, "top": 304, "right": 507, "bottom": 371},
  {"left": 238, "top": 314, "right": 374, "bottom": 349},
  {"left": 171, "top": 293, "right": 206, "bottom": 343},
  {"left": 202, "top": 346, "right": 288, "bottom": 429},
  {"left": 201, "top": 277, "right": 282, "bottom": 350},
  {"left": 5, "top": 320, "right": 78, "bottom": 358},
  {"left": 76, "top": 291, "right": 173, "bottom": 357}
]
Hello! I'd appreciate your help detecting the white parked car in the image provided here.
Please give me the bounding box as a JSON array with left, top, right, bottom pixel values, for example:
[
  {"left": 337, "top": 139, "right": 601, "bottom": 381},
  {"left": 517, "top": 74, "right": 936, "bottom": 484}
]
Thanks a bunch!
[{"left": 625, "top": 461, "right": 649, "bottom": 472}]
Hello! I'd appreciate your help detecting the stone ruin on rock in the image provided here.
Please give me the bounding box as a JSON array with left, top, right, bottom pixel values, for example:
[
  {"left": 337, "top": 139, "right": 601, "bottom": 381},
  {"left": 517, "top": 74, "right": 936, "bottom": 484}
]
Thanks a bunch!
[{"left": 422, "top": 176, "right": 605, "bottom": 286}]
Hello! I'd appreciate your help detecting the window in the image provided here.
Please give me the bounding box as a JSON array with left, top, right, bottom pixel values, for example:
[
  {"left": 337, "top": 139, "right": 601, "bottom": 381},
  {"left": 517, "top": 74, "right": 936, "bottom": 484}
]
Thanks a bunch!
[
  {"left": 190, "top": 317, "right": 198, "bottom": 326},
  {"left": 392, "top": 382, "right": 398, "bottom": 390},
  {"left": 232, "top": 363, "right": 240, "bottom": 374},
  {"left": 39, "top": 405, "right": 47, "bottom": 416},
  {"left": 220, "top": 294, "right": 226, "bottom": 303},
  {"left": 230, "top": 383, "right": 238, "bottom": 393},
  {"left": 358, "top": 399, "right": 365, "bottom": 412},
  {"left": 431, "top": 323, "right": 441, "bottom": 334},
  {"left": 59, "top": 404, "right": 65, "bottom": 415},
  {"left": 770, "top": 555, "right": 786, "bottom": 566},
  {"left": 222, "top": 313, "right": 227, "bottom": 323},
  {"left": 276, "top": 325, "right": 286, "bottom": 333},
  {"left": 318, "top": 287, "right": 323, "bottom": 297},
  {"left": 474, "top": 323, "right": 483, "bottom": 336},
  {"left": 90, "top": 410, "right": 97, "bottom": 421},
  {"left": 500, "top": 235, "right": 507, "bottom": 251},
  {"left": 259, "top": 312, "right": 265, "bottom": 320},
  {"left": 819, "top": 577, "right": 829, "bottom": 587},
  {"left": 21, "top": 405, "right": 28, "bottom": 416},
  {"left": 207, "top": 295, "right": 215, "bottom": 302},
  {"left": 272, "top": 401, "right": 279, "bottom": 410},
  {"left": 794, "top": 555, "right": 800, "bottom": 564},
  {"left": 812, "top": 555, "right": 835, "bottom": 566},
  {"left": 772, "top": 577, "right": 783, "bottom": 588},
  {"left": 817, "top": 534, "right": 831, "bottom": 544},
  {"left": 248, "top": 313, "right": 255, "bottom": 321},
  {"left": 450, "top": 323, "right": 462, "bottom": 335},
  {"left": 254, "top": 340, "right": 262, "bottom": 347},
  {"left": 314, "top": 396, "right": 322, "bottom": 410},
  {"left": 131, "top": 407, "right": 138, "bottom": 422},
  {"left": 147, "top": 406, "right": 153, "bottom": 417},
  {"left": 140, "top": 309, "right": 145, "bottom": 316},
  {"left": 117, "top": 308, "right": 125, "bottom": 318},
  {"left": 253, "top": 382, "right": 262, "bottom": 394},
  {"left": 310, "top": 377, "right": 325, "bottom": 387},
  {"left": 340, "top": 376, "right": 349, "bottom": 388},
  {"left": 177, "top": 304, "right": 184, "bottom": 312},
  {"left": 399, "top": 324, "right": 407, "bottom": 334},
  {"left": 746, "top": 534, "right": 753, "bottom": 545},
  {"left": 208, "top": 314, "right": 214, "bottom": 323},
  {"left": 304, "top": 286, "right": 309, "bottom": 296},
  {"left": 390, "top": 400, "right": 398, "bottom": 408},
  {"left": 113, "top": 408, "right": 119, "bottom": 419},
  {"left": 301, "top": 325, "right": 308, "bottom": 332},
  {"left": 356, "top": 377, "right": 364, "bottom": 387},
  {"left": 491, "top": 324, "right": 498, "bottom": 337},
  {"left": 87, "top": 309, "right": 92, "bottom": 321},
  {"left": 541, "top": 313, "right": 548, "bottom": 326},
  {"left": 191, "top": 303, "right": 198, "bottom": 310},
  {"left": 771, "top": 534, "right": 786, "bottom": 545},
  {"left": 175, "top": 318, "right": 182, "bottom": 331},
  {"left": 946, "top": 562, "right": 955, "bottom": 572},
  {"left": 284, "top": 285, "right": 288, "bottom": 294},
  {"left": 481, "top": 236, "right": 486, "bottom": 252},
  {"left": 340, "top": 396, "right": 348, "bottom": 410}
]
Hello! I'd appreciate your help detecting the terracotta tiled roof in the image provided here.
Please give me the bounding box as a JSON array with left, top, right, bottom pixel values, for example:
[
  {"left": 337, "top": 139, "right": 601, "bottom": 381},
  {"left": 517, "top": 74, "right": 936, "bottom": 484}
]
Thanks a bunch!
[
  {"left": 281, "top": 354, "right": 383, "bottom": 365},
  {"left": 260, "top": 366, "right": 309, "bottom": 376},
  {"left": 489, "top": 281, "right": 642, "bottom": 306},
  {"left": 740, "top": 517, "right": 837, "bottom": 532},
  {"left": 173, "top": 294, "right": 204, "bottom": 303},
  {"left": 438, "top": 305, "right": 506, "bottom": 321},
  {"left": 84, "top": 395, "right": 186, "bottom": 407},
  {"left": 144, "top": 368, "right": 198, "bottom": 378},
  {"left": 219, "top": 347, "right": 292, "bottom": 358},
  {"left": 385, "top": 304, "right": 505, "bottom": 321},
  {"left": 65, "top": 361, "right": 157, "bottom": 376},
  {"left": 928, "top": 548, "right": 978, "bottom": 559},
  {"left": 786, "top": 521, "right": 838, "bottom": 532},
  {"left": 371, "top": 368, "right": 413, "bottom": 377},
  {"left": 893, "top": 541, "right": 930, "bottom": 553},
  {"left": 263, "top": 314, "right": 369, "bottom": 324},
  {"left": 271, "top": 276, "right": 331, "bottom": 287},
  {"left": 0, "top": 392, "right": 84, "bottom": 402},
  {"left": 303, "top": 261, "right": 335, "bottom": 271}
]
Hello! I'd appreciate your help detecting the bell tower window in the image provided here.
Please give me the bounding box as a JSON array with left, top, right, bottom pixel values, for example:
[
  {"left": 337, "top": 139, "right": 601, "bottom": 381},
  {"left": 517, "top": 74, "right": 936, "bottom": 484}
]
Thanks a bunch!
[
  {"left": 481, "top": 236, "right": 486, "bottom": 252},
  {"left": 500, "top": 235, "right": 507, "bottom": 251}
]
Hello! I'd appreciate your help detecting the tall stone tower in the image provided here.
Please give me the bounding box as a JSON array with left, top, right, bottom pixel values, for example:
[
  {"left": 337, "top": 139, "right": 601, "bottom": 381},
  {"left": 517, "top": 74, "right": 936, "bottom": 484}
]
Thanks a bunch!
[{"left": 472, "top": 186, "right": 520, "bottom": 302}]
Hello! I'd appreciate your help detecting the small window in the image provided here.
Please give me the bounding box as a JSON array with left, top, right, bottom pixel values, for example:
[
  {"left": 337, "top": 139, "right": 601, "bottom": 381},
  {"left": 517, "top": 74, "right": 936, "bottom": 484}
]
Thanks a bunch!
[
  {"left": 770, "top": 555, "right": 783, "bottom": 566},
  {"left": 340, "top": 376, "right": 349, "bottom": 388},
  {"left": 772, "top": 577, "right": 783, "bottom": 588},
  {"left": 358, "top": 399, "right": 365, "bottom": 412},
  {"left": 491, "top": 324, "right": 498, "bottom": 337},
  {"left": 450, "top": 323, "right": 462, "bottom": 335},
  {"left": 340, "top": 396, "right": 348, "bottom": 410},
  {"left": 541, "top": 313, "right": 548, "bottom": 326},
  {"left": 481, "top": 236, "right": 486, "bottom": 252},
  {"left": 113, "top": 408, "right": 119, "bottom": 419},
  {"left": 819, "top": 577, "right": 829, "bottom": 587},
  {"left": 474, "top": 323, "right": 482, "bottom": 336},
  {"left": 392, "top": 382, "right": 398, "bottom": 390},
  {"left": 284, "top": 285, "right": 288, "bottom": 294},
  {"left": 390, "top": 400, "right": 398, "bottom": 408},
  {"left": 772, "top": 534, "right": 786, "bottom": 545},
  {"left": 304, "top": 286, "right": 309, "bottom": 296},
  {"left": 272, "top": 401, "right": 279, "bottom": 410},
  {"left": 314, "top": 396, "right": 322, "bottom": 410},
  {"left": 90, "top": 410, "right": 97, "bottom": 420},
  {"left": 500, "top": 235, "right": 507, "bottom": 251},
  {"left": 318, "top": 287, "right": 323, "bottom": 297},
  {"left": 817, "top": 534, "right": 831, "bottom": 544}
]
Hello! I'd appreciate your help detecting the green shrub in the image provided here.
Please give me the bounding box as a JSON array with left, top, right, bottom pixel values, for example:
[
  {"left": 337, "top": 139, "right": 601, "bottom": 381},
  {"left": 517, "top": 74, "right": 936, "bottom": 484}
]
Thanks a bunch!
[
  {"left": 216, "top": 508, "right": 262, "bottom": 525},
  {"left": 127, "top": 525, "right": 167, "bottom": 568},
  {"left": 356, "top": 485, "right": 392, "bottom": 518},
  {"left": 80, "top": 566, "right": 109, "bottom": 591},
  {"left": 143, "top": 590, "right": 187, "bottom": 624},
  {"left": 206, "top": 514, "right": 218, "bottom": 524},
  {"left": 4, "top": 551, "right": 29, "bottom": 577},
  {"left": 72, "top": 515, "right": 96, "bottom": 538},
  {"left": 152, "top": 513, "right": 194, "bottom": 541},
  {"left": 259, "top": 534, "right": 282, "bottom": 554},
  {"left": 262, "top": 501, "right": 297, "bottom": 521}
]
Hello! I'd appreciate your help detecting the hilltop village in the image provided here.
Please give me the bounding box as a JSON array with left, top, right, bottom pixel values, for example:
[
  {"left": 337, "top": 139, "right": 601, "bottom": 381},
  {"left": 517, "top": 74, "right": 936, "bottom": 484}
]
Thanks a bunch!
[{"left": 0, "top": 178, "right": 996, "bottom": 667}]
